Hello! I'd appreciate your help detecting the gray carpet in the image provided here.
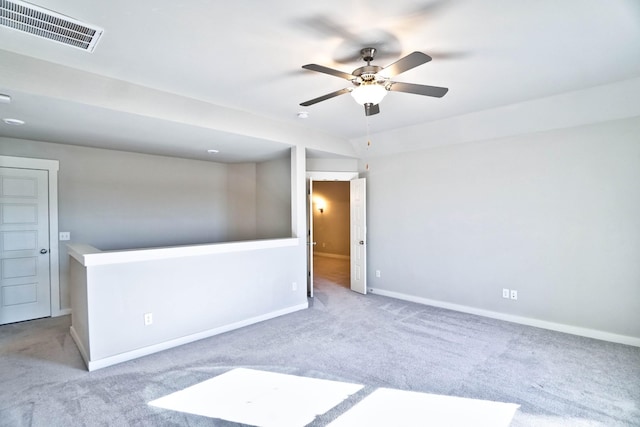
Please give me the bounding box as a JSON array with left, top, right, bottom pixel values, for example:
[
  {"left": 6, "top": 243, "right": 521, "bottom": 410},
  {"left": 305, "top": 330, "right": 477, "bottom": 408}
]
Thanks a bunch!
[{"left": 1, "top": 273, "right": 639, "bottom": 426}]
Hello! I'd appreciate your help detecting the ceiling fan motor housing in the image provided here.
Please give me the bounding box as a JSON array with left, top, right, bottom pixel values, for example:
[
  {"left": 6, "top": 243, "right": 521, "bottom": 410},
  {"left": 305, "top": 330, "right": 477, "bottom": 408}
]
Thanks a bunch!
[
  {"left": 352, "top": 65, "right": 386, "bottom": 88},
  {"left": 360, "top": 47, "right": 377, "bottom": 63},
  {"left": 352, "top": 65, "right": 383, "bottom": 77}
]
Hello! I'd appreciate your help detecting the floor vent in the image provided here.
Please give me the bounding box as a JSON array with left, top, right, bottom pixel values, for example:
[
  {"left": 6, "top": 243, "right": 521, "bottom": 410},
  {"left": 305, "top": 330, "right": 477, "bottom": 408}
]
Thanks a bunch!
[{"left": 0, "top": 0, "right": 103, "bottom": 52}]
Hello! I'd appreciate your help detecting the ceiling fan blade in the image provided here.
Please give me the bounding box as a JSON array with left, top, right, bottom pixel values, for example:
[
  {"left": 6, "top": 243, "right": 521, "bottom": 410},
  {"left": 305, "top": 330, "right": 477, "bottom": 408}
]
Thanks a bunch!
[
  {"left": 302, "top": 64, "right": 355, "bottom": 80},
  {"left": 388, "top": 82, "right": 448, "bottom": 98},
  {"left": 379, "top": 51, "right": 432, "bottom": 77},
  {"left": 299, "top": 15, "right": 355, "bottom": 41},
  {"left": 364, "top": 103, "right": 380, "bottom": 116},
  {"left": 300, "top": 88, "right": 351, "bottom": 106}
]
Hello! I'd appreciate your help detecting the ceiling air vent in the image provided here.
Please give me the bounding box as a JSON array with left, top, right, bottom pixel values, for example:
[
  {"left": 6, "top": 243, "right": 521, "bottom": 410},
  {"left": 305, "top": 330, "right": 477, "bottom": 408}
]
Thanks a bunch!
[{"left": 0, "top": 0, "right": 103, "bottom": 52}]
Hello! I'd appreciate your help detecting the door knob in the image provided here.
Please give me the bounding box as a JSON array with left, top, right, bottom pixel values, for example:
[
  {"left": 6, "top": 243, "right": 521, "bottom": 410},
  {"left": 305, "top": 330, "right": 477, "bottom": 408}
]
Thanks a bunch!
[
  {"left": 40, "top": 249, "right": 48, "bottom": 254},
  {"left": 359, "top": 240, "right": 364, "bottom": 245}
]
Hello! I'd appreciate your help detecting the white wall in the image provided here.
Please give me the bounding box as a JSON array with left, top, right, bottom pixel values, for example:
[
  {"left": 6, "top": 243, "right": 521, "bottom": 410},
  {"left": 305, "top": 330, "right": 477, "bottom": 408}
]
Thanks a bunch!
[
  {"left": 367, "top": 116, "right": 640, "bottom": 342},
  {"left": 68, "top": 239, "right": 306, "bottom": 370}
]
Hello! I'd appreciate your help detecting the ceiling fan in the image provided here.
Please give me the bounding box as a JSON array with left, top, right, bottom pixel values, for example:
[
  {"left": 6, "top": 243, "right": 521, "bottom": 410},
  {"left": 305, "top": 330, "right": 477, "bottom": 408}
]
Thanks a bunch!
[{"left": 300, "top": 47, "right": 448, "bottom": 116}]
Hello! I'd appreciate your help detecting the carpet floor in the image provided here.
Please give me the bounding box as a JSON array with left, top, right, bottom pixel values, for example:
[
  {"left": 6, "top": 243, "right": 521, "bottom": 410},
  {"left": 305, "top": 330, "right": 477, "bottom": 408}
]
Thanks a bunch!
[{"left": 0, "top": 257, "right": 638, "bottom": 426}]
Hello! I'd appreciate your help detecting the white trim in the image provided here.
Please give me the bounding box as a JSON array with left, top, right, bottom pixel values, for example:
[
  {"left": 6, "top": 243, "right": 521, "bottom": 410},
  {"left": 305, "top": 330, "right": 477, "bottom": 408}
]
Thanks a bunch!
[
  {"left": 370, "top": 288, "right": 640, "bottom": 348},
  {"left": 305, "top": 170, "right": 359, "bottom": 299},
  {"left": 0, "top": 155, "right": 62, "bottom": 317},
  {"left": 74, "top": 303, "right": 309, "bottom": 371},
  {"left": 306, "top": 171, "right": 358, "bottom": 181},
  {"left": 67, "top": 238, "right": 299, "bottom": 266},
  {"left": 314, "top": 252, "right": 349, "bottom": 260},
  {"left": 292, "top": 147, "right": 306, "bottom": 239}
]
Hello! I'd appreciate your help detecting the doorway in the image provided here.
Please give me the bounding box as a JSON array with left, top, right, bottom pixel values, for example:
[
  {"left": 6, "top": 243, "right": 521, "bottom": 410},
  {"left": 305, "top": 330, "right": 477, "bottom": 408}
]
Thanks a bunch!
[
  {"left": 0, "top": 167, "right": 51, "bottom": 324},
  {"left": 0, "top": 156, "right": 61, "bottom": 324},
  {"left": 306, "top": 171, "right": 366, "bottom": 297},
  {"left": 312, "top": 181, "right": 350, "bottom": 289}
]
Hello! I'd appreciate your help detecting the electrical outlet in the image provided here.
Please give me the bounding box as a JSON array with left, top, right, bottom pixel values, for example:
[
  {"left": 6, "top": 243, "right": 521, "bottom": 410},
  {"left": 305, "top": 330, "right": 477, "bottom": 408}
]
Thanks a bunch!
[
  {"left": 510, "top": 290, "right": 518, "bottom": 300},
  {"left": 292, "top": 282, "right": 297, "bottom": 291},
  {"left": 502, "top": 288, "right": 510, "bottom": 299},
  {"left": 59, "top": 231, "right": 71, "bottom": 241},
  {"left": 375, "top": 270, "right": 381, "bottom": 278},
  {"left": 144, "top": 312, "right": 153, "bottom": 326}
]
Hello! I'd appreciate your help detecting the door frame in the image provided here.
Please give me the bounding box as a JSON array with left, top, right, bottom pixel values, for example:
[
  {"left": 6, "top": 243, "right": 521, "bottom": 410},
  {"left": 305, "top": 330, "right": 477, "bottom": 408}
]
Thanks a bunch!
[
  {"left": 0, "top": 155, "right": 63, "bottom": 316},
  {"left": 306, "top": 171, "right": 359, "bottom": 297}
]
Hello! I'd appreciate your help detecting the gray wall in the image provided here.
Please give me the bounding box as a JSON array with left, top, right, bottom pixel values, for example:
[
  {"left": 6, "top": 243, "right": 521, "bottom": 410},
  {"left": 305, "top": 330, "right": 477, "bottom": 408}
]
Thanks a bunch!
[
  {"left": 227, "top": 157, "right": 292, "bottom": 241},
  {"left": 257, "top": 156, "right": 292, "bottom": 239},
  {"left": 227, "top": 163, "right": 257, "bottom": 241},
  {"left": 307, "top": 158, "right": 359, "bottom": 172},
  {"left": 366, "top": 116, "right": 640, "bottom": 340},
  {"left": 0, "top": 138, "right": 292, "bottom": 311}
]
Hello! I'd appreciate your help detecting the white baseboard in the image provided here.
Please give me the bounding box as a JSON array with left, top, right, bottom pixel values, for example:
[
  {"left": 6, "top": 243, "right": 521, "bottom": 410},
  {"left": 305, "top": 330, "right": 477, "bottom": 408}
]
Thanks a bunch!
[
  {"left": 75, "top": 302, "right": 309, "bottom": 371},
  {"left": 314, "top": 252, "right": 349, "bottom": 260},
  {"left": 369, "top": 288, "right": 640, "bottom": 348}
]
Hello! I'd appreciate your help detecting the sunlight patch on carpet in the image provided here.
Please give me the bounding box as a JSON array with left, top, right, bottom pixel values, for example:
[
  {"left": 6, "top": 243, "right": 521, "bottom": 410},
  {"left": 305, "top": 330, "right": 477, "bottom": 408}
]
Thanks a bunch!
[
  {"left": 328, "top": 387, "right": 519, "bottom": 427},
  {"left": 148, "top": 368, "right": 363, "bottom": 427}
]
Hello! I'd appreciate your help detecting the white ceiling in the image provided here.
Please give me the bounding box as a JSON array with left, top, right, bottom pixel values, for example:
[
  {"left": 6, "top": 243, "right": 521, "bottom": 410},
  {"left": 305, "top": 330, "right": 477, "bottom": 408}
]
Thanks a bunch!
[{"left": 1, "top": 0, "right": 640, "bottom": 162}]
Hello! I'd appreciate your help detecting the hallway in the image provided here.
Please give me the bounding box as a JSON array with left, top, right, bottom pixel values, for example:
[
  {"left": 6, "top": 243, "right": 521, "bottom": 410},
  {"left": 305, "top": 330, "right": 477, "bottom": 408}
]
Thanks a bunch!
[{"left": 313, "top": 255, "right": 350, "bottom": 289}]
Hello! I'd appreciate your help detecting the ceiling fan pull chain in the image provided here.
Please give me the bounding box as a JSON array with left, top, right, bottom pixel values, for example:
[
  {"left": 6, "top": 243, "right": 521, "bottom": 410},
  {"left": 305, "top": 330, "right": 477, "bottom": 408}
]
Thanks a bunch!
[{"left": 364, "top": 114, "right": 372, "bottom": 171}]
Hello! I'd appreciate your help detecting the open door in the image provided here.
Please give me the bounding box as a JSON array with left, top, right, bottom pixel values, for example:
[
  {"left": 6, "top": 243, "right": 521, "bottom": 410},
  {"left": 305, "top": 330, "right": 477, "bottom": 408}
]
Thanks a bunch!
[
  {"left": 350, "top": 178, "right": 367, "bottom": 294},
  {"left": 306, "top": 179, "right": 315, "bottom": 297}
]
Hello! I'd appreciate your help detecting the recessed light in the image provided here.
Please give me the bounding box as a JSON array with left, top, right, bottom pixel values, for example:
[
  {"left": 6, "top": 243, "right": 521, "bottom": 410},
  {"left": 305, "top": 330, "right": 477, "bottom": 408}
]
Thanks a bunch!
[
  {"left": 3, "top": 118, "right": 25, "bottom": 126},
  {"left": 207, "top": 149, "right": 219, "bottom": 154},
  {"left": 297, "top": 111, "right": 309, "bottom": 119},
  {"left": 0, "top": 94, "right": 11, "bottom": 104}
]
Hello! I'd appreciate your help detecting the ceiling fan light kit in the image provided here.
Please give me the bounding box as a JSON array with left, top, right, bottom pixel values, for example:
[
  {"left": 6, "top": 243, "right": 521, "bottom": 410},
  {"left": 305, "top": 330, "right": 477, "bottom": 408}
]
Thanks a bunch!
[
  {"left": 351, "top": 82, "right": 387, "bottom": 105},
  {"left": 301, "top": 47, "right": 448, "bottom": 116}
]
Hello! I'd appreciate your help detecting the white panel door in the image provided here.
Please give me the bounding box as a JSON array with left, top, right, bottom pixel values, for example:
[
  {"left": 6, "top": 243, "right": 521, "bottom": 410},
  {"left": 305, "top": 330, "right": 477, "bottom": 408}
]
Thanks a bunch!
[
  {"left": 350, "top": 178, "right": 367, "bottom": 294},
  {"left": 0, "top": 167, "right": 51, "bottom": 324},
  {"left": 307, "top": 179, "right": 315, "bottom": 297}
]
